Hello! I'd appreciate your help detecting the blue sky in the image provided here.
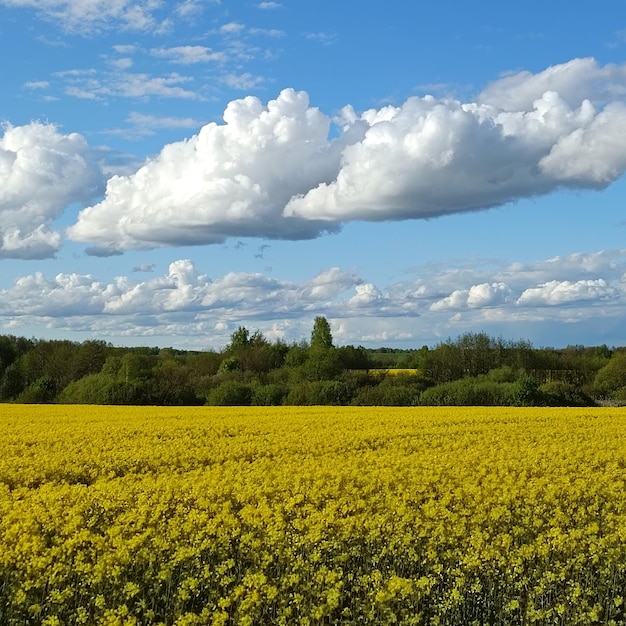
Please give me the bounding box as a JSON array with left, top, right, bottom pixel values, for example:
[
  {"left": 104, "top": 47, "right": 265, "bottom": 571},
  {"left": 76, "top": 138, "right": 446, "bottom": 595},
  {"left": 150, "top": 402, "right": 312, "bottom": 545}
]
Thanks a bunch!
[{"left": 2, "top": 0, "right": 626, "bottom": 350}]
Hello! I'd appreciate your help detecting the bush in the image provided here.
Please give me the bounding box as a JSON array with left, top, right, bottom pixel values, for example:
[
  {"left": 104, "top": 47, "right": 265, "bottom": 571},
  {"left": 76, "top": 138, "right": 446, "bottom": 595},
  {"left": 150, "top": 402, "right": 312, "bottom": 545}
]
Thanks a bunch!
[
  {"left": 352, "top": 383, "right": 420, "bottom": 406},
  {"left": 252, "top": 384, "right": 288, "bottom": 406},
  {"left": 487, "top": 366, "right": 520, "bottom": 383},
  {"left": 592, "top": 353, "right": 626, "bottom": 399},
  {"left": 59, "top": 374, "right": 154, "bottom": 405},
  {"left": 539, "top": 381, "right": 596, "bottom": 407},
  {"left": 206, "top": 381, "right": 253, "bottom": 406},
  {"left": 420, "top": 378, "right": 517, "bottom": 406},
  {"left": 15, "top": 377, "right": 57, "bottom": 404},
  {"left": 285, "top": 381, "right": 352, "bottom": 405},
  {"left": 513, "top": 376, "right": 542, "bottom": 407}
]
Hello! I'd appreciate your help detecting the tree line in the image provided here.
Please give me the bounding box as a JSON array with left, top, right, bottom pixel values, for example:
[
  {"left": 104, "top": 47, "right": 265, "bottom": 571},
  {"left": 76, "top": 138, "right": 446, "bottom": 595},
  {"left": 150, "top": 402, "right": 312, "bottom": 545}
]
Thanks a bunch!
[{"left": 0, "top": 318, "right": 624, "bottom": 406}]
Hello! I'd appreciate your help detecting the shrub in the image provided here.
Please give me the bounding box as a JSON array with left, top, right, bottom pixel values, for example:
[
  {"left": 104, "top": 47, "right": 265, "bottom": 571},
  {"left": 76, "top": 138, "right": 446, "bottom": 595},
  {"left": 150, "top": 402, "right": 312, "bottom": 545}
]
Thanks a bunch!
[
  {"left": 206, "top": 381, "right": 253, "bottom": 406},
  {"left": 352, "top": 384, "right": 420, "bottom": 406},
  {"left": 539, "top": 381, "right": 596, "bottom": 407},
  {"left": 252, "top": 384, "right": 289, "bottom": 406},
  {"left": 420, "top": 378, "right": 518, "bottom": 406},
  {"left": 285, "top": 381, "right": 352, "bottom": 405}
]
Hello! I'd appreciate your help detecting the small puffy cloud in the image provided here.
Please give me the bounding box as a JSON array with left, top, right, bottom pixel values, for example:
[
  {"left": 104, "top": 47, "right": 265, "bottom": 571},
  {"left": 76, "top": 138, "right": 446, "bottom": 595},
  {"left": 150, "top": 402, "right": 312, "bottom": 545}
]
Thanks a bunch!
[
  {"left": 258, "top": 2, "right": 280, "bottom": 8},
  {"left": 0, "top": 121, "right": 103, "bottom": 259},
  {"left": 430, "top": 282, "right": 512, "bottom": 313},
  {"left": 500, "top": 250, "right": 626, "bottom": 293},
  {"left": 151, "top": 46, "right": 225, "bottom": 64},
  {"left": 176, "top": 0, "right": 205, "bottom": 17},
  {"left": 305, "top": 32, "right": 338, "bottom": 45},
  {"left": 249, "top": 27, "right": 285, "bottom": 37},
  {"left": 111, "top": 112, "right": 204, "bottom": 138},
  {"left": 24, "top": 80, "right": 50, "bottom": 89},
  {"left": 3, "top": 251, "right": 626, "bottom": 346},
  {"left": 299, "top": 268, "right": 359, "bottom": 300},
  {"left": 109, "top": 57, "right": 134, "bottom": 70},
  {"left": 0, "top": 261, "right": 363, "bottom": 324},
  {"left": 222, "top": 73, "right": 264, "bottom": 90},
  {"left": 67, "top": 59, "right": 626, "bottom": 253},
  {"left": 430, "top": 290, "right": 471, "bottom": 312},
  {"left": 467, "top": 282, "right": 514, "bottom": 307},
  {"left": 220, "top": 21, "right": 245, "bottom": 34},
  {"left": 517, "top": 279, "right": 617, "bottom": 306},
  {"left": 349, "top": 283, "right": 382, "bottom": 305},
  {"left": 54, "top": 66, "right": 201, "bottom": 101},
  {"left": 112, "top": 44, "right": 137, "bottom": 54},
  {"left": 0, "top": 0, "right": 169, "bottom": 33},
  {"left": 4, "top": 271, "right": 107, "bottom": 315},
  {"left": 65, "top": 72, "right": 200, "bottom": 100},
  {"left": 346, "top": 284, "right": 394, "bottom": 315}
]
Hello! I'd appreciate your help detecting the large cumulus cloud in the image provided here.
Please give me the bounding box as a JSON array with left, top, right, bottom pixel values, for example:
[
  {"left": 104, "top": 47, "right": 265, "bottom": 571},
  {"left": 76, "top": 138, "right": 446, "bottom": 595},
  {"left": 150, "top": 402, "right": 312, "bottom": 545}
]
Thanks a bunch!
[
  {"left": 68, "top": 89, "right": 346, "bottom": 254},
  {"left": 0, "top": 122, "right": 103, "bottom": 259},
  {"left": 66, "top": 58, "right": 626, "bottom": 253}
]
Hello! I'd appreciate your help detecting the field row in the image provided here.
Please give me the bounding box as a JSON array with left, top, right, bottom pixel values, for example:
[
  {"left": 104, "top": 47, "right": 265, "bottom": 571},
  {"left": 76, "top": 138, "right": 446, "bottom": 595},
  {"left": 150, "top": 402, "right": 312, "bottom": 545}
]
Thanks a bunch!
[{"left": 1, "top": 406, "right": 626, "bottom": 624}]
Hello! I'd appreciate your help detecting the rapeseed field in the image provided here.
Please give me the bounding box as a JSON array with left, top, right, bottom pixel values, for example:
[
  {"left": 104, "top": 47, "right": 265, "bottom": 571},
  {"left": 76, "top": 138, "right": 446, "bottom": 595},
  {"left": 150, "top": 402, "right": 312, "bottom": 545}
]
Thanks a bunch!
[{"left": 1, "top": 405, "right": 626, "bottom": 625}]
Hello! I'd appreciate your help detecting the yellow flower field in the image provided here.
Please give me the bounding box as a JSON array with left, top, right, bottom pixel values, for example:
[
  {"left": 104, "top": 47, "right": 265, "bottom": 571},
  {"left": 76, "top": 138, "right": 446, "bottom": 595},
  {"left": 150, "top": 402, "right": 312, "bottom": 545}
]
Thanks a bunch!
[{"left": 1, "top": 405, "right": 626, "bottom": 625}]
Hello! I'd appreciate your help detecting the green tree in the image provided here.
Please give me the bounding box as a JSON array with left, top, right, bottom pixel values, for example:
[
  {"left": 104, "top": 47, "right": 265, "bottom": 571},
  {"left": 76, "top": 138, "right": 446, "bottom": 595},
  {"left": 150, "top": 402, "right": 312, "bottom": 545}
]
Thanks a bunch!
[
  {"left": 592, "top": 352, "right": 626, "bottom": 399},
  {"left": 227, "top": 326, "right": 251, "bottom": 353},
  {"left": 310, "top": 316, "right": 333, "bottom": 350}
]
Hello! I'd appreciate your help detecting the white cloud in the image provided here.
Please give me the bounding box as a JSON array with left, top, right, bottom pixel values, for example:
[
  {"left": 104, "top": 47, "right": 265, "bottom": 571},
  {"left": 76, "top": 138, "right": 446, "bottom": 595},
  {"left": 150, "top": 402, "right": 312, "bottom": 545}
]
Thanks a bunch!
[
  {"left": 112, "top": 44, "right": 138, "bottom": 54},
  {"left": 0, "top": 0, "right": 170, "bottom": 33},
  {"left": 478, "top": 57, "right": 626, "bottom": 111},
  {"left": 0, "top": 122, "right": 104, "bottom": 259},
  {"left": 109, "top": 57, "right": 134, "bottom": 70},
  {"left": 24, "top": 80, "right": 50, "bottom": 89},
  {"left": 467, "top": 282, "right": 514, "bottom": 308},
  {"left": 539, "top": 102, "right": 626, "bottom": 184},
  {"left": 2, "top": 250, "right": 626, "bottom": 347},
  {"left": 430, "top": 283, "right": 513, "bottom": 312},
  {"left": 65, "top": 59, "right": 626, "bottom": 253},
  {"left": 299, "top": 267, "right": 359, "bottom": 300},
  {"left": 220, "top": 21, "right": 245, "bottom": 34},
  {"left": 305, "top": 32, "right": 337, "bottom": 45},
  {"left": 61, "top": 71, "right": 200, "bottom": 100},
  {"left": 249, "top": 27, "right": 285, "bottom": 38},
  {"left": 222, "top": 72, "right": 264, "bottom": 90},
  {"left": 258, "top": 2, "right": 280, "bottom": 8},
  {"left": 124, "top": 112, "right": 203, "bottom": 134},
  {"left": 285, "top": 87, "right": 625, "bottom": 221},
  {"left": 151, "top": 46, "right": 225, "bottom": 64},
  {"left": 517, "top": 279, "right": 617, "bottom": 306},
  {"left": 176, "top": 0, "right": 205, "bottom": 17},
  {"left": 68, "top": 88, "right": 345, "bottom": 252}
]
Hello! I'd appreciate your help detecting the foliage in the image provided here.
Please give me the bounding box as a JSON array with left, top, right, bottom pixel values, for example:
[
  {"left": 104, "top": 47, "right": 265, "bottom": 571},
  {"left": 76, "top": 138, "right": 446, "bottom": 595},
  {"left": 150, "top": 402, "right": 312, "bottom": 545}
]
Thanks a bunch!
[
  {"left": 419, "top": 377, "right": 518, "bottom": 406},
  {"left": 310, "top": 315, "right": 334, "bottom": 350},
  {"left": 592, "top": 352, "right": 626, "bottom": 399},
  {"left": 206, "top": 381, "right": 254, "bottom": 406},
  {"left": 285, "top": 380, "right": 352, "bottom": 405},
  {"left": 514, "top": 375, "right": 542, "bottom": 407},
  {"left": 0, "top": 327, "right": 616, "bottom": 406},
  {"left": 251, "top": 383, "right": 289, "bottom": 406},
  {"left": 539, "top": 380, "right": 596, "bottom": 407}
]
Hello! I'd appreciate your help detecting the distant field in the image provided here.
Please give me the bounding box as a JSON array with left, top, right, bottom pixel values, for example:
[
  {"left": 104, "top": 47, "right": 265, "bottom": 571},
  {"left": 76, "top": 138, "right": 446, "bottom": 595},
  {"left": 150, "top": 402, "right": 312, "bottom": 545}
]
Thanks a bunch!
[
  {"left": 2, "top": 405, "right": 626, "bottom": 625},
  {"left": 368, "top": 368, "right": 420, "bottom": 377}
]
